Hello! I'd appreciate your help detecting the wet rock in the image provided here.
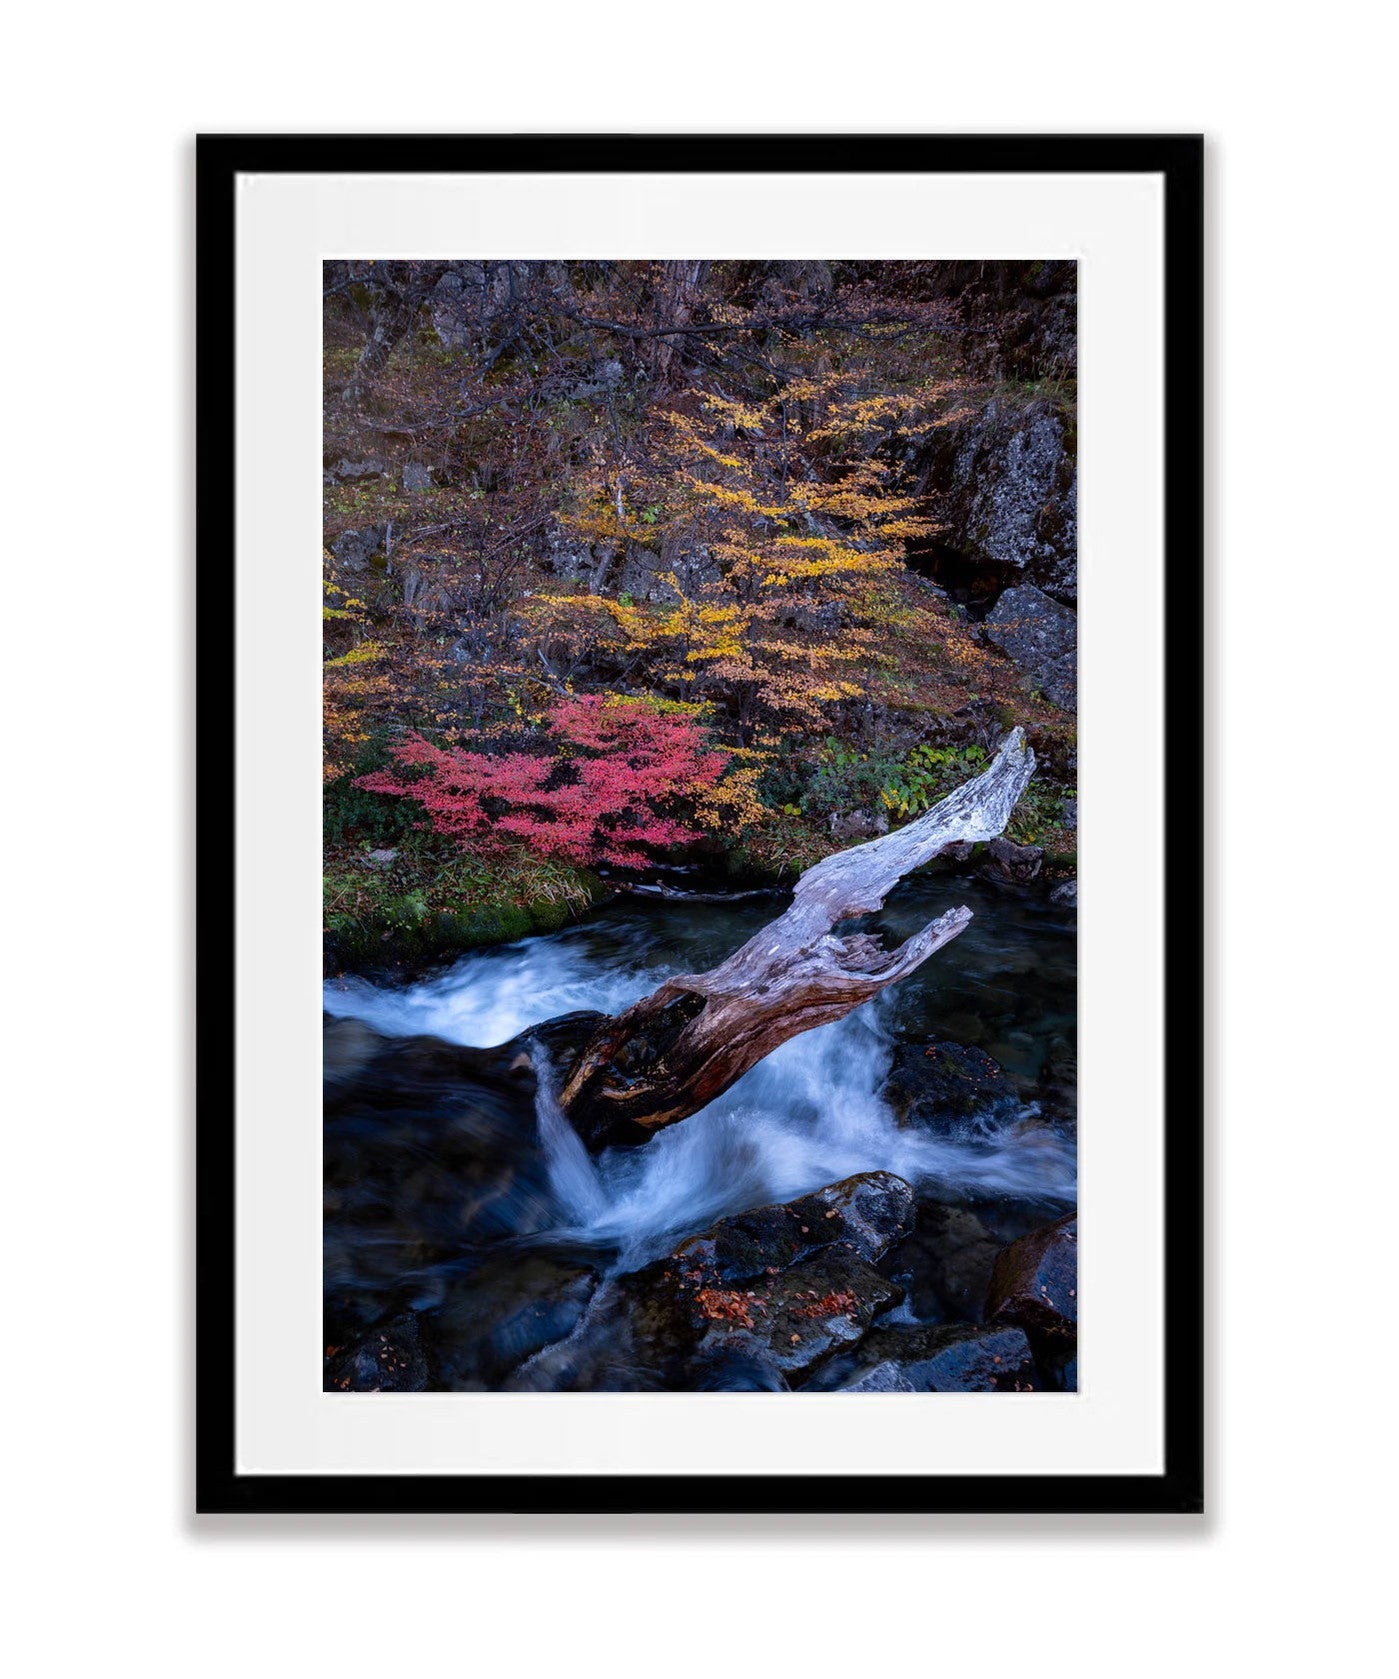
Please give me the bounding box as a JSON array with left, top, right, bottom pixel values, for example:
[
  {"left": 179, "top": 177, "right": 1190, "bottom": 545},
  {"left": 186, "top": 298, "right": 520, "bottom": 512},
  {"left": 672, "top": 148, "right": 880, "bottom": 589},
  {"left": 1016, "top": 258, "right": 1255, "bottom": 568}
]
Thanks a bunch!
[
  {"left": 808, "top": 1322, "right": 1038, "bottom": 1393},
  {"left": 520, "top": 1009, "right": 611, "bottom": 1089},
  {"left": 986, "top": 1214, "right": 1078, "bottom": 1354},
  {"left": 322, "top": 1021, "right": 561, "bottom": 1305},
  {"left": 1049, "top": 877, "right": 1077, "bottom": 907},
  {"left": 427, "top": 1248, "right": 601, "bottom": 1388},
  {"left": 1046, "top": 1352, "right": 1078, "bottom": 1392},
  {"left": 685, "top": 1247, "right": 902, "bottom": 1376},
  {"left": 674, "top": 1172, "right": 916, "bottom": 1280},
  {"left": 690, "top": 1345, "right": 790, "bottom": 1392},
  {"left": 330, "top": 523, "right": 388, "bottom": 573},
  {"left": 984, "top": 583, "right": 1077, "bottom": 711},
  {"left": 326, "top": 1312, "right": 429, "bottom": 1392},
  {"left": 841, "top": 1363, "right": 916, "bottom": 1393},
  {"left": 504, "top": 1263, "right": 688, "bottom": 1392},
  {"left": 880, "top": 1202, "right": 1004, "bottom": 1322},
  {"left": 322, "top": 1014, "right": 390, "bottom": 1089},
  {"left": 981, "top": 835, "right": 1045, "bottom": 884},
  {"left": 1037, "top": 1034, "right": 1077, "bottom": 1131},
  {"left": 508, "top": 1174, "right": 913, "bottom": 1391},
  {"left": 885, "top": 1040, "right": 1022, "bottom": 1135}
]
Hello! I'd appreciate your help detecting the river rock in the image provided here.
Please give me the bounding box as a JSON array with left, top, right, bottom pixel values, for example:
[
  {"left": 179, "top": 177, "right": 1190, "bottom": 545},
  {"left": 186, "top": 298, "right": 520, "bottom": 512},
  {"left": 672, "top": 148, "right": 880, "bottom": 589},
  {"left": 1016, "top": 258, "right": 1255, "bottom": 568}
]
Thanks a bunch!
[
  {"left": 1047, "top": 1352, "right": 1078, "bottom": 1392},
  {"left": 880, "top": 1202, "right": 1005, "bottom": 1322},
  {"left": 507, "top": 1173, "right": 913, "bottom": 1391},
  {"left": 985, "top": 583, "right": 1077, "bottom": 711},
  {"left": 807, "top": 1322, "right": 1038, "bottom": 1393},
  {"left": 518, "top": 1009, "right": 612, "bottom": 1088},
  {"left": 326, "top": 1311, "right": 429, "bottom": 1392},
  {"left": 675, "top": 1171, "right": 916, "bottom": 1280},
  {"left": 840, "top": 1363, "right": 917, "bottom": 1393},
  {"left": 323, "top": 1019, "right": 560, "bottom": 1301},
  {"left": 1049, "top": 877, "right": 1077, "bottom": 907},
  {"left": 981, "top": 836, "right": 1045, "bottom": 884},
  {"left": 985, "top": 1214, "right": 1078, "bottom": 1353},
  {"left": 885, "top": 1040, "right": 1022, "bottom": 1134},
  {"left": 672, "top": 1247, "right": 904, "bottom": 1381},
  {"left": 1037, "top": 1033, "right": 1077, "bottom": 1131},
  {"left": 427, "top": 1248, "right": 601, "bottom": 1389}
]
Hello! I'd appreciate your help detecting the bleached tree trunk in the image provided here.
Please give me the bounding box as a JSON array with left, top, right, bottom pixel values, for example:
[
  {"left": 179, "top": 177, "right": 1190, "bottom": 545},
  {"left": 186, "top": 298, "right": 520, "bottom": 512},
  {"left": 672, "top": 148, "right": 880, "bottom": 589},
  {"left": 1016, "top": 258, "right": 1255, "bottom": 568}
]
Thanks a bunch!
[{"left": 560, "top": 728, "right": 1036, "bottom": 1148}]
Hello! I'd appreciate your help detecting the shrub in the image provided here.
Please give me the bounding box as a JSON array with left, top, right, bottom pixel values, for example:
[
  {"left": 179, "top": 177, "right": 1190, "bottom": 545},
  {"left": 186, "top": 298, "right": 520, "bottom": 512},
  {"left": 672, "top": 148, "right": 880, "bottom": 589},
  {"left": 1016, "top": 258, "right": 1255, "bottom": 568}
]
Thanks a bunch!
[{"left": 355, "top": 695, "right": 732, "bottom": 869}]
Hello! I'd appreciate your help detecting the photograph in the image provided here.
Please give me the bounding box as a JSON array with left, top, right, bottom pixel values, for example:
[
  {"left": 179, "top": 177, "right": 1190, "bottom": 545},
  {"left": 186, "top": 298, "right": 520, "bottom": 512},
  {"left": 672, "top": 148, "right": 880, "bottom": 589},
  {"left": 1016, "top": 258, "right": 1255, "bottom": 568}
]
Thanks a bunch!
[{"left": 320, "top": 257, "right": 1081, "bottom": 1396}]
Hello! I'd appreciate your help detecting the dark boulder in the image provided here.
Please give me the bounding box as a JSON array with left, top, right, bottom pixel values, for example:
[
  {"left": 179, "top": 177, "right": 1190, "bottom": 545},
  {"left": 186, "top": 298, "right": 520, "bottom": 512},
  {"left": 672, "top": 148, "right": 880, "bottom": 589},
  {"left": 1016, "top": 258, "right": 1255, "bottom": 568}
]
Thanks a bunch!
[
  {"left": 675, "top": 1171, "right": 916, "bottom": 1281},
  {"left": 1037, "top": 1033, "right": 1077, "bottom": 1132},
  {"left": 322, "top": 1018, "right": 564, "bottom": 1314},
  {"left": 986, "top": 1214, "right": 1078, "bottom": 1354},
  {"left": 1047, "top": 1352, "right": 1078, "bottom": 1392},
  {"left": 508, "top": 1173, "right": 914, "bottom": 1391},
  {"left": 521, "top": 1009, "right": 612, "bottom": 1090},
  {"left": 914, "top": 399, "right": 1077, "bottom": 603},
  {"left": 984, "top": 583, "right": 1077, "bottom": 711},
  {"left": 981, "top": 836, "right": 1045, "bottom": 884},
  {"left": 880, "top": 1202, "right": 1005, "bottom": 1323},
  {"left": 673, "top": 1245, "right": 903, "bottom": 1379},
  {"left": 326, "top": 1312, "right": 429, "bottom": 1392},
  {"left": 807, "top": 1322, "right": 1038, "bottom": 1393},
  {"left": 426, "top": 1248, "right": 601, "bottom": 1389},
  {"left": 885, "top": 1040, "right": 1022, "bottom": 1134},
  {"left": 840, "top": 1363, "right": 916, "bottom": 1393}
]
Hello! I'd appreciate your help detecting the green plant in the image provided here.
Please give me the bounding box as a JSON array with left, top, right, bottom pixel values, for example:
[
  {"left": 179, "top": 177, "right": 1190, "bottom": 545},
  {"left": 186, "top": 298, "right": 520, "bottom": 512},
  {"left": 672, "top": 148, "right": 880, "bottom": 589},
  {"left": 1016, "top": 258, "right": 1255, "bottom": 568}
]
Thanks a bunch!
[
  {"left": 798, "top": 740, "right": 907, "bottom": 821},
  {"left": 1006, "top": 778, "right": 1072, "bottom": 846},
  {"left": 879, "top": 743, "right": 988, "bottom": 818}
]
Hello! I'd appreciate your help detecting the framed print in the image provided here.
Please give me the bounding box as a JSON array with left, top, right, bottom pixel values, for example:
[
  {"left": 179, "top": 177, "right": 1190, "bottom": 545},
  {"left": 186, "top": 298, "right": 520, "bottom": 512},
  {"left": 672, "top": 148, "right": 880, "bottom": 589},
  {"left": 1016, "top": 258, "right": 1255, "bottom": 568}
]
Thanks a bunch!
[{"left": 197, "top": 134, "right": 1203, "bottom": 1514}]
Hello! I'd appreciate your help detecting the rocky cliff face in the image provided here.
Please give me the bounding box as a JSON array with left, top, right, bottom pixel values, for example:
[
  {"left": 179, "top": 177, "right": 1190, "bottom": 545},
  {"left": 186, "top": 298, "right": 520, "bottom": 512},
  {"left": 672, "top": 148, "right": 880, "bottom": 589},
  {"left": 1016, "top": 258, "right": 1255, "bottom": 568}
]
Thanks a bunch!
[
  {"left": 917, "top": 398, "right": 1077, "bottom": 605},
  {"left": 904, "top": 262, "right": 1078, "bottom": 700}
]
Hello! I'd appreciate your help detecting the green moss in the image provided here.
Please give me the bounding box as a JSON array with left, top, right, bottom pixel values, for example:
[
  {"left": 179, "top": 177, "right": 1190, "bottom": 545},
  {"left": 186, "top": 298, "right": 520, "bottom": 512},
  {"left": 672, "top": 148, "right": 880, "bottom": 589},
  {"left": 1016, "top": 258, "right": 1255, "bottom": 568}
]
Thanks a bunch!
[{"left": 323, "top": 814, "right": 606, "bottom": 972}]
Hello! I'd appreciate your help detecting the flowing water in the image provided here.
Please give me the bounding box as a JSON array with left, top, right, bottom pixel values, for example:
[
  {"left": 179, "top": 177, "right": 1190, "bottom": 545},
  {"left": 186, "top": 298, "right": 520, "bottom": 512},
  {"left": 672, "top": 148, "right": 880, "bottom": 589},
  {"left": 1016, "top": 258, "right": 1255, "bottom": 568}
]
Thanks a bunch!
[{"left": 324, "top": 871, "right": 1077, "bottom": 1271}]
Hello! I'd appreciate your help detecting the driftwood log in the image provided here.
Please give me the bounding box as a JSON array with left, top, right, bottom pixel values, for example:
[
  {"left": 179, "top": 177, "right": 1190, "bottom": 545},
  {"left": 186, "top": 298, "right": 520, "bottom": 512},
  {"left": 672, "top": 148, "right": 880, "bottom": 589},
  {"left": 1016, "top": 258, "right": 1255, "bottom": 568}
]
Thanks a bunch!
[{"left": 560, "top": 727, "right": 1036, "bottom": 1149}]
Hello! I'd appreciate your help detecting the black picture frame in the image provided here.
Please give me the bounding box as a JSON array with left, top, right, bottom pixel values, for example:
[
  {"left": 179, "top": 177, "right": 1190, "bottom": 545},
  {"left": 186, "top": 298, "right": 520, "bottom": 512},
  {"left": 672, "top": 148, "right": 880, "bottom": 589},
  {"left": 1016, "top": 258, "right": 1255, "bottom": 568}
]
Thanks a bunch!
[{"left": 196, "top": 133, "right": 1203, "bottom": 1516}]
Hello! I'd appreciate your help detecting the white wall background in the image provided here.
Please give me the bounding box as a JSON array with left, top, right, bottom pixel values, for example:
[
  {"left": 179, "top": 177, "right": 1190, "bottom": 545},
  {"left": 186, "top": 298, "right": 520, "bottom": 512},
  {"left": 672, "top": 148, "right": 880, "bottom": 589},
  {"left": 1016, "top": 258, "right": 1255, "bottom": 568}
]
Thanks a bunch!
[{"left": 5, "top": 4, "right": 1393, "bottom": 1673}]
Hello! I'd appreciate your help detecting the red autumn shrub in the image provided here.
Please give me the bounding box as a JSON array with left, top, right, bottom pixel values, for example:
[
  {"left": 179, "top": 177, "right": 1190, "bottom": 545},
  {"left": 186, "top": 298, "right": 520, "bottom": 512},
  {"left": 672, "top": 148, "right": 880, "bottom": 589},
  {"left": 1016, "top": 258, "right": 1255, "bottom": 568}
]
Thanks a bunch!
[{"left": 355, "top": 695, "right": 729, "bottom": 868}]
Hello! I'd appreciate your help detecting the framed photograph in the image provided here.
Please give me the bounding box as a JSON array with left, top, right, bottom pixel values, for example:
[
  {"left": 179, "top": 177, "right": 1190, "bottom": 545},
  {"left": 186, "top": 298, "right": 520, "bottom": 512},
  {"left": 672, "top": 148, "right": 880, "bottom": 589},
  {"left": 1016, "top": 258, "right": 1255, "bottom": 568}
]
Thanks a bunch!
[{"left": 197, "top": 134, "right": 1202, "bottom": 1514}]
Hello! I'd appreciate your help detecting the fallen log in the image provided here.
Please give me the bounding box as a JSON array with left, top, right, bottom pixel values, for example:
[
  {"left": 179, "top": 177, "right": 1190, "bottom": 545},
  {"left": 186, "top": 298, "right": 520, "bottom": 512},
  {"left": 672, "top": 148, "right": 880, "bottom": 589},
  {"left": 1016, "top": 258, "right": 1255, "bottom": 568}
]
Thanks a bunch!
[{"left": 559, "top": 727, "right": 1036, "bottom": 1149}]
